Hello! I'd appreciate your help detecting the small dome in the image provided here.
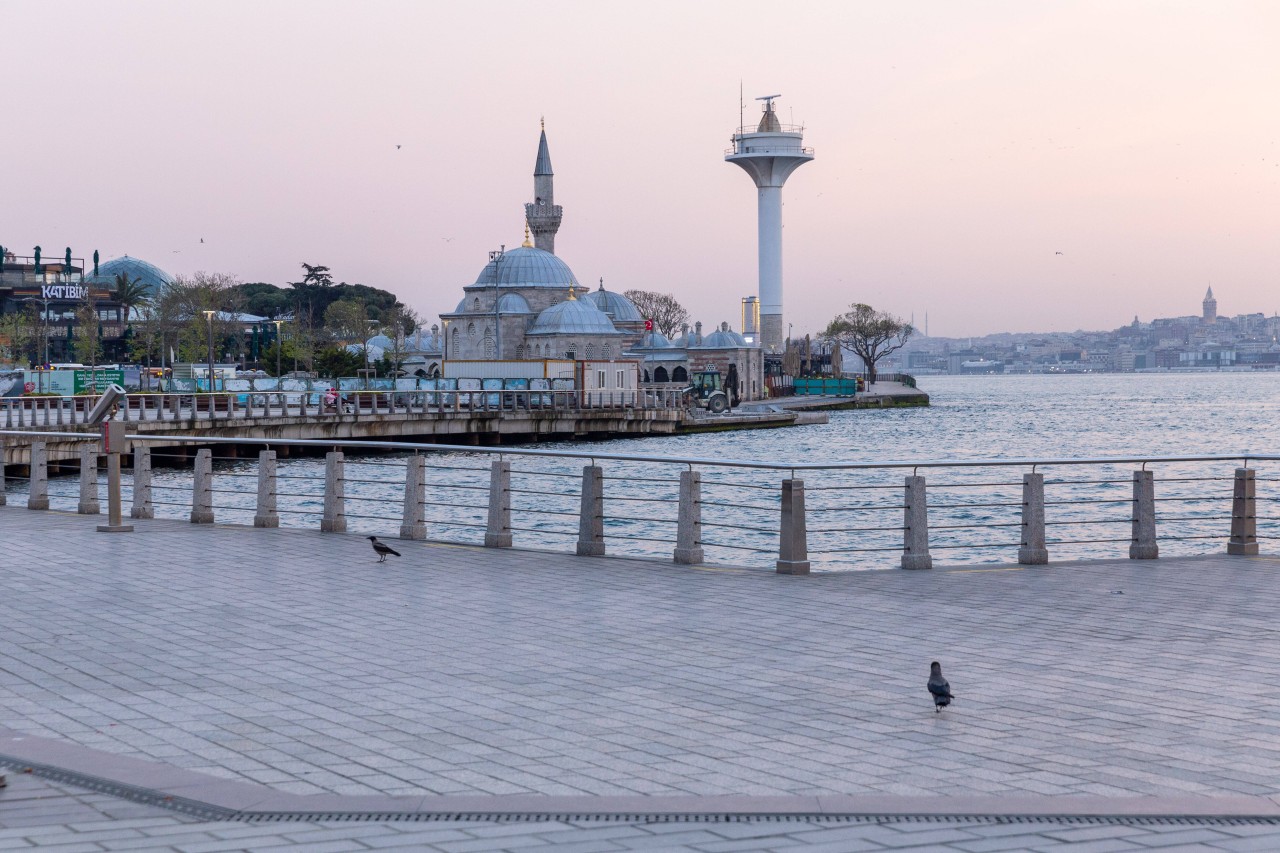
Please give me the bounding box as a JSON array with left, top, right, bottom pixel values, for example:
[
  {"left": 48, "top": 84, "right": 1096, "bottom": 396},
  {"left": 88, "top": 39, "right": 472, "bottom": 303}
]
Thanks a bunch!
[
  {"left": 454, "top": 296, "right": 470, "bottom": 313},
  {"left": 85, "top": 255, "right": 174, "bottom": 296},
  {"left": 528, "top": 297, "right": 619, "bottom": 336},
  {"left": 585, "top": 285, "right": 643, "bottom": 322},
  {"left": 346, "top": 343, "right": 385, "bottom": 362},
  {"left": 473, "top": 245, "right": 579, "bottom": 289},
  {"left": 496, "top": 292, "right": 533, "bottom": 313},
  {"left": 405, "top": 328, "right": 442, "bottom": 352},
  {"left": 700, "top": 326, "right": 748, "bottom": 348},
  {"left": 636, "top": 330, "right": 673, "bottom": 348},
  {"left": 366, "top": 334, "right": 395, "bottom": 350}
]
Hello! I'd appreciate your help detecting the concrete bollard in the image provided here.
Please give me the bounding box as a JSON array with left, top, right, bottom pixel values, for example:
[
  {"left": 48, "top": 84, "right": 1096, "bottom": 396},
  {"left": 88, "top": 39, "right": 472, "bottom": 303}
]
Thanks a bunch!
[
  {"left": 1018, "top": 472, "right": 1049, "bottom": 565},
  {"left": 673, "top": 470, "right": 703, "bottom": 565},
  {"left": 484, "top": 460, "right": 512, "bottom": 548},
  {"left": 575, "top": 465, "right": 605, "bottom": 556},
  {"left": 321, "top": 451, "right": 346, "bottom": 532},
  {"left": 253, "top": 450, "right": 279, "bottom": 528},
  {"left": 28, "top": 440, "right": 49, "bottom": 510},
  {"left": 77, "top": 445, "right": 100, "bottom": 515},
  {"left": 1129, "top": 470, "right": 1158, "bottom": 559},
  {"left": 130, "top": 445, "right": 154, "bottom": 519},
  {"left": 1227, "top": 467, "right": 1258, "bottom": 556},
  {"left": 776, "top": 478, "right": 810, "bottom": 574},
  {"left": 190, "top": 448, "right": 214, "bottom": 524},
  {"left": 0, "top": 442, "right": 6, "bottom": 507},
  {"left": 401, "top": 455, "right": 427, "bottom": 540},
  {"left": 902, "top": 475, "right": 933, "bottom": 570}
]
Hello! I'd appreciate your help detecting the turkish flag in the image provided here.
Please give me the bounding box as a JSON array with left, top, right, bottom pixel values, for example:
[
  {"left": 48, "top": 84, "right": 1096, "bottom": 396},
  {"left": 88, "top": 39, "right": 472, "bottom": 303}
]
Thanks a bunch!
[{"left": 644, "top": 319, "right": 653, "bottom": 331}]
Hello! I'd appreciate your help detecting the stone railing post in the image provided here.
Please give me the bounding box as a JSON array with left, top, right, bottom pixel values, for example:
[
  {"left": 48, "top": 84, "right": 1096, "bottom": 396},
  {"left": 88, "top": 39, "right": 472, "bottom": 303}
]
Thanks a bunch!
[
  {"left": 130, "top": 445, "right": 154, "bottom": 519},
  {"left": 776, "top": 478, "right": 810, "bottom": 574},
  {"left": 28, "top": 440, "right": 49, "bottom": 510},
  {"left": 77, "top": 445, "right": 100, "bottom": 514},
  {"left": 1018, "top": 472, "right": 1048, "bottom": 565},
  {"left": 1227, "top": 467, "right": 1258, "bottom": 555},
  {"left": 1129, "top": 469, "right": 1158, "bottom": 559},
  {"left": 673, "top": 470, "right": 703, "bottom": 565},
  {"left": 902, "top": 474, "right": 933, "bottom": 569},
  {"left": 575, "top": 465, "right": 605, "bottom": 556},
  {"left": 253, "top": 450, "right": 279, "bottom": 528},
  {"left": 401, "top": 455, "right": 427, "bottom": 540},
  {"left": 485, "top": 460, "right": 512, "bottom": 548},
  {"left": 0, "top": 441, "right": 6, "bottom": 506},
  {"left": 321, "top": 451, "right": 346, "bottom": 532},
  {"left": 190, "top": 448, "right": 214, "bottom": 523}
]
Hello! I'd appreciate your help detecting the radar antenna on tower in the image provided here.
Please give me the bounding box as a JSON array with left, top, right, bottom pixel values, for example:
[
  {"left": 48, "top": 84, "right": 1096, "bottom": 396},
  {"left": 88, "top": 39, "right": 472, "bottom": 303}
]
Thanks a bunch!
[{"left": 756, "top": 94, "right": 782, "bottom": 111}]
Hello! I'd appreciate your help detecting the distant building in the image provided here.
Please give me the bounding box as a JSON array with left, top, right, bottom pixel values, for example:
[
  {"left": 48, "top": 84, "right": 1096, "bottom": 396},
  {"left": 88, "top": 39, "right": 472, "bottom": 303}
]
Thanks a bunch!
[{"left": 1202, "top": 286, "right": 1217, "bottom": 324}]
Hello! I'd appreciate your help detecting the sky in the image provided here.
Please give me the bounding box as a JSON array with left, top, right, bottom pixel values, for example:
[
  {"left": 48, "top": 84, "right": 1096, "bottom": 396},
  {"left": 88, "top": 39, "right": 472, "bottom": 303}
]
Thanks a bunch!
[{"left": 4, "top": 0, "right": 1278, "bottom": 338}]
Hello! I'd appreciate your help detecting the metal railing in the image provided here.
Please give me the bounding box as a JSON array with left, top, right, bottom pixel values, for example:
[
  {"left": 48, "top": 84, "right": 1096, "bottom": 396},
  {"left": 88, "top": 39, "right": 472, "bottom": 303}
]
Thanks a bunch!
[
  {"left": 2, "top": 388, "right": 689, "bottom": 428},
  {"left": 1, "top": 430, "right": 1272, "bottom": 572}
]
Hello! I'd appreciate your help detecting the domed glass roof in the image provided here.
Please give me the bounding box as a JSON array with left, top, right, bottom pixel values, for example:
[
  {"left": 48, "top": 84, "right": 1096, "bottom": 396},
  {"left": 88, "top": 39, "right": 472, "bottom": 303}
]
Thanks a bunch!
[
  {"left": 585, "top": 286, "right": 642, "bottom": 322},
  {"left": 528, "top": 298, "right": 619, "bottom": 336},
  {"left": 496, "top": 293, "right": 533, "bottom": 313},
  {"left": 85, "top": 255, "right": 174, "bottom": 295},
  {"left": 474, "top": 246, "right": 579, "bottom": 289}
]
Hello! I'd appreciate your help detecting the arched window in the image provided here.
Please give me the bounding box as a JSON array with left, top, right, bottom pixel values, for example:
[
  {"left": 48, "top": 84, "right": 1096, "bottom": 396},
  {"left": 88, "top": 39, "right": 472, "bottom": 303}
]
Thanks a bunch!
[
  {"left": 643, "top": 369, "right": 651, "bottom": 382},
  {"left": 484, "top": 335, "right": 496, "bottom": 359},
  {"left": 516, "top": 344, "right": 525, "bottom": 359},
  {"left": 672, "top": 366, "right": 688, "bottom": 383},
  {"left": 585, "top": 343, "right": 595, "bottom": 359},
  {"left": 603, "top": 344, "right": 613, "bottom": 358},
  {"left": 451, "top": 327, "right": 460, "bottom": 351},
  {"left": 472, "top": 297, "right": 480, "bottom": 311},
  {"left": 654, "top": 366, "right": 669, "bottom": 382},
  {"left": 428, "top": 363, "right": 442, "bottom": 378},
  {"left": 467, "top": 322, "right": 476, "bottom": 338}
]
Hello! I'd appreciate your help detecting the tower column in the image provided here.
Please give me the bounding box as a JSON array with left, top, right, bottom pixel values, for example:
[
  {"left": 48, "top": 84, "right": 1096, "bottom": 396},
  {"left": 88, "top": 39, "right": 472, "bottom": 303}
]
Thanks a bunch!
[{"left": 757, "top": 186, "right": 784, "bottom": 351}]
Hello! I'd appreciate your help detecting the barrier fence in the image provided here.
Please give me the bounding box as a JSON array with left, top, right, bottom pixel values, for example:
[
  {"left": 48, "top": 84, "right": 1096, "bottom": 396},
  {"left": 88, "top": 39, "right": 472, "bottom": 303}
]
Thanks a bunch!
[{"left": 0, "top": 430, "right": 1273, "bottom": 572}]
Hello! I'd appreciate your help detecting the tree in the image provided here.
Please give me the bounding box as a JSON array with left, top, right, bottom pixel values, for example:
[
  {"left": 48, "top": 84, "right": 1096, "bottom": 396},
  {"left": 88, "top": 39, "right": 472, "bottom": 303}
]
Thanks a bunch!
[
  {"left": 821, "top": 303, "right": 914, "bottom": 384},
  {"left": 323, "top": 299, "right": 371, "bottom": 345},
  {"left": 72, "top": 299, "right": 103, "bottom": 366},
  {"left": 623, "top": 290, "right": 689, "bottom": 338},
  {"left": 0, "top": 306, "right": 37, "bottom": 365},
  {"left": 113, "top": 272, "right": 151, "bottom": 321}
]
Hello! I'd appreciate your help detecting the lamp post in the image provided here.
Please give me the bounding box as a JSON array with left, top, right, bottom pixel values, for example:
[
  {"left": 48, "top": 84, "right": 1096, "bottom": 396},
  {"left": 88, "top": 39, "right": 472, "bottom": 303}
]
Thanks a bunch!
[
  {"left": 202, "top": 310, "right": 216, "bottom": 391},
  {"left": 273, "top": 319, "right": 283, "bottom": 378}
]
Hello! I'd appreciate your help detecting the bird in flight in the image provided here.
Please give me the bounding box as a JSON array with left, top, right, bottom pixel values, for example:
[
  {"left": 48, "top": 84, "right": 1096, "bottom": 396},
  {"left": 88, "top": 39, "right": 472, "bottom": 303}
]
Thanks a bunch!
[
  {"left": 200, "top": 238, "right": 205, "bottom": 243},
  {"left": 928, "top": 661, "right": 954, "bottom": 713},
  {"left": 367, "top": 536, "right": 401, "bottom": 563},
  {"left": 396, "top": 145, "right": 402, "bottom": 150},
  {"left": 1054, "top": 251, "right": 1064, "bottom": 255}
]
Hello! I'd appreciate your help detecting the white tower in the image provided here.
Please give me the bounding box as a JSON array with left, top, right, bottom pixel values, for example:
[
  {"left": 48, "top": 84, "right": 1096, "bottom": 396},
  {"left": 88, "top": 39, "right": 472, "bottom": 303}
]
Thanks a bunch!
[{"left": 726, "top": 95, "right": 813, "bottom": 353}]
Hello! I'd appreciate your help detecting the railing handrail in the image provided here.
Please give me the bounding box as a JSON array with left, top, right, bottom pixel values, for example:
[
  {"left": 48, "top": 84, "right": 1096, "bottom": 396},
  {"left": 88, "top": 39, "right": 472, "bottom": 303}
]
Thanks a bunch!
[{"left": 0, "top": 428, "right": 1270, "bottom": 473}]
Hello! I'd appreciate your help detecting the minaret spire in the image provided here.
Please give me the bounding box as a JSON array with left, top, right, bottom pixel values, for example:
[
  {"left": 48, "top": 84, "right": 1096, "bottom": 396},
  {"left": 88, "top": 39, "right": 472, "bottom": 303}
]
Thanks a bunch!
[{"left": 525, "top": 121, "right": 562, "bottom": 253}]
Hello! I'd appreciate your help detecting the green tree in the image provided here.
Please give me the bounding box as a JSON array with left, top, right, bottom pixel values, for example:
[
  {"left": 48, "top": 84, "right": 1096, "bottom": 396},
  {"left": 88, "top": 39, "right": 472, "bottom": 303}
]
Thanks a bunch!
[
  {"left": 624, "top": 290, "right": 689, "bottom": 338},
  {"left": 113, "top": 272, "right": 151, "bottom": 321},
  {"left": 821, "top": 303, "right": 914, "bottom": 384},
  {"left": 71, "top": 300, "right": 103, "bottom": 366},
  {"left": 0, "top": 306, "right": 37, "bottom": 365},
  {"left": 313, "top": 345, "right": 364, "bottom": 378}
]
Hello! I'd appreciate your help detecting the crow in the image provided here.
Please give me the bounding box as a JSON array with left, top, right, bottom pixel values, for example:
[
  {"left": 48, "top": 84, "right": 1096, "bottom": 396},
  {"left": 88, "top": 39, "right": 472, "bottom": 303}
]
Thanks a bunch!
[
  {"left": 367, "top": 536, "right": 401, "bottom": 562},
  {"left": 928, "top": 661, "right": 954, "bottom": 713}
]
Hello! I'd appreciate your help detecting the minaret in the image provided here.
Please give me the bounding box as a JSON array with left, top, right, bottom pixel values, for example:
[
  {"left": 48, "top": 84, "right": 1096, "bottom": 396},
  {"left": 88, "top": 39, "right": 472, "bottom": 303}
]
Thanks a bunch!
[
  {"left": 524, "top": 119, "right": 563, "bottom": 254},
  {"left": 1202, "top": 286, "right": 1217, "bottom": 324},
  {"left": 726, "top": 94, "right": 814, "bottom": 354}
]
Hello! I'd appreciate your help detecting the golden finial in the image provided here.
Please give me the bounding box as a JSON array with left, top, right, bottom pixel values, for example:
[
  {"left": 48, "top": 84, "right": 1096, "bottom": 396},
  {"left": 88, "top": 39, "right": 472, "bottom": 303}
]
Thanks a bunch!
[
  {"left": 567, "top": 285, "right": 577, "bottom": 301},
  {"left": 522, "top": 224, "right": 532, "bottom": 248}
]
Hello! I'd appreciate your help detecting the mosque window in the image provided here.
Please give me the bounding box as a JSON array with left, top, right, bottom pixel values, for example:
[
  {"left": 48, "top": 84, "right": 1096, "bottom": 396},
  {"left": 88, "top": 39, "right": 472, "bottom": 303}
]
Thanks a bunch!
[
  {"left": 451, "top": 327, "right": 459, "bottom": 350},
  {"left": 473, "top": 297, "right": 480, "bottom": 311},
  {"left": 484, "top": 336, "right": 496, "bottom": 359},
  {"left": 467, "top": 322, "right": 476, "bottom": 338},
  {"left": 565, "top": 349, "right": 576, "bottom": 360},
  {"left": 673, "top": 366, "right": 688, "bottom": 383},
  {"left": 654, "top": 366, "right": 669, "bottom": 382},
  {"left": 603, "top": 344, "right": 613, "bottom": 358},
  {"left": 585, "top": 343, "right": 595, "bottom": 359},
  {"left": 516, "top": 344, "right": 525, "bottom": 359}
]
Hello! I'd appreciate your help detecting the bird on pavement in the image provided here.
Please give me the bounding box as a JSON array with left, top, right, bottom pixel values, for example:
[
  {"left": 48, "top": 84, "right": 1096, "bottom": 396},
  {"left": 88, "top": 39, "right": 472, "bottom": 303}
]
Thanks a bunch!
[
  {"left": 367, "top": 536, "right": 401, "bottom": 562},
  {"left": 928, "top": 661, "right": 954, "bottom": 713}
]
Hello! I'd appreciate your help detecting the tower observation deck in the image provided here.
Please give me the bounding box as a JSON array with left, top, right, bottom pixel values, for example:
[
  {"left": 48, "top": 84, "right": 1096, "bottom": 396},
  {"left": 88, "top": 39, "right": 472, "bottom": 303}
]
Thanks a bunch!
[{"left": 725, "top": 95, "right": 813, "bottom": 354}]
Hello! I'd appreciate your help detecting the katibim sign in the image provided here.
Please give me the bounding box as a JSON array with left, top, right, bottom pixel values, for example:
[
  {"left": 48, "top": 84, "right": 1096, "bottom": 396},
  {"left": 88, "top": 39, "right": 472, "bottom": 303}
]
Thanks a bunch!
[{"left": 10, "top": 285, "right": 112, "bottom": 301}]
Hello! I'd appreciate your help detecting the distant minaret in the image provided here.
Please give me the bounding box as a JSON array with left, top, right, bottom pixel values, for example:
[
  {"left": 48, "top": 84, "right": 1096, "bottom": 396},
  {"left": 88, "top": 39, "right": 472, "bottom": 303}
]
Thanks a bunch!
[
  {"left": 726, "top": 94, "right": 814, "bottom": 354},
  {"left": 524, "top": 119, "right": 563, "bottom": 254},
  {"left": 1203, "top": 286, "right": 1217, "bottom": 323}
]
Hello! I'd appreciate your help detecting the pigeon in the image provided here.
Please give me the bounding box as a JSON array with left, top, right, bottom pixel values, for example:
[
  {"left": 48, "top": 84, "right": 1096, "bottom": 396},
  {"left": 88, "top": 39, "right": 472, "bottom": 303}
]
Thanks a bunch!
[
  {"left": 367, "top": 536, "right": 401, "bottom": 562},
  {"left": 928, "top": 661, "right": 953, "bottom": 713}
]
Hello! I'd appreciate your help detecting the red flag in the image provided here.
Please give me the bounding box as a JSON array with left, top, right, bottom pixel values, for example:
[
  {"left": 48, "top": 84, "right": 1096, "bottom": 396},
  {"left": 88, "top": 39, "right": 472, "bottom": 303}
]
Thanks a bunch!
[{"left": 644, "top": 319, "right": 653, "bottom": 331}]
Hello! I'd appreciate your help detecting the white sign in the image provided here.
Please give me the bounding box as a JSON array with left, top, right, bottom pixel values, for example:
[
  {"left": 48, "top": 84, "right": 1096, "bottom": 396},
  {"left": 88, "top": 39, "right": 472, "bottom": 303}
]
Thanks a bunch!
[{"left": 42, "top": 284, "right": 89, "bottom": 300}]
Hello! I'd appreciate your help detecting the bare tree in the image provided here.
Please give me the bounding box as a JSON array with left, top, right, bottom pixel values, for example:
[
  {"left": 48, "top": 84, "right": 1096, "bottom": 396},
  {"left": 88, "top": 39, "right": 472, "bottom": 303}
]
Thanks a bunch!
[
  {"left": 623, "top": 290, "right": 689, "bottom": 339},
  {"left": 821, "top": 303, "right": 914, "bottom": 384}
]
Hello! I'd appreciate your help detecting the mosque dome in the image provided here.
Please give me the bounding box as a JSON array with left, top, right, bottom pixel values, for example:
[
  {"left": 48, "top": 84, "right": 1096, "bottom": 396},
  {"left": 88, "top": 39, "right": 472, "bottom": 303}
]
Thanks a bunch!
[
  {"left": 700, "top": 324, "right": 748, "bottom": 348},
  {"left": 346, "top": 343, "right": 385, "bottom": 362},
  {"left": 85, "top": 255, "right": 174, "bottom": 296},
  {"left": 473, "top": 245, "right": 579, "bottom": 289},
  {"left": 496, "top": 292, "right": 534, "bottom": 313},
  {"left": 528, "top": 296, "right": 619, "bottom": 336},
  {"left": 637, "top": 330, "right": 673, "bottom": 348},
  {"left": 585, "top": 284, "right": 642, "bottom": 322},
  {"left": 366, "top": 334, "right": 395, "bottom": 350},
  {"left": 405, "top": 327, "right": 442, "bottom": 352}
]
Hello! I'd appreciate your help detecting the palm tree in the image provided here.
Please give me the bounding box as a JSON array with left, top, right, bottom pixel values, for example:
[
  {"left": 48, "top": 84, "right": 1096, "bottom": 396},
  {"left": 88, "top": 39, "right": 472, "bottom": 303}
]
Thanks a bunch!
[{"left": 113, "top": 272, "right": 152, "bottom": 321}]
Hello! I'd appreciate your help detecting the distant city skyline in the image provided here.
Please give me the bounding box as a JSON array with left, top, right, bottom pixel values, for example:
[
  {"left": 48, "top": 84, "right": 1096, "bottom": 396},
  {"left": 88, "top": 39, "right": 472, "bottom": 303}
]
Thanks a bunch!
[{"left": 4, "top": 0, "right": 1277, "bottom": 338}]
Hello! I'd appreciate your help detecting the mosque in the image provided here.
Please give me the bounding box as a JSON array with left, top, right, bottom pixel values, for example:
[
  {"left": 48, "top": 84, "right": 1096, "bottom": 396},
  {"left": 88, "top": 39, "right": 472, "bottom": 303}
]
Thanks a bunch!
[{"left": 436, "top": 125, "right": 764, "bottom": 400}]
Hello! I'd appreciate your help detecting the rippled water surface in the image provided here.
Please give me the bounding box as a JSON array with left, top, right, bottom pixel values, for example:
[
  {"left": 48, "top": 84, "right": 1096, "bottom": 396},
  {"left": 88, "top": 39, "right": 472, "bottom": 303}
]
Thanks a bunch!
[{"left": 25, "top": 373, "right": 1280, "bottom": 570}]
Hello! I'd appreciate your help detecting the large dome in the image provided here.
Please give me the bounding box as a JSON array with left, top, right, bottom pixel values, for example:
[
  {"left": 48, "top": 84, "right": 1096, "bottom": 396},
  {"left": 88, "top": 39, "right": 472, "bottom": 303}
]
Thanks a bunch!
[
  {"left": 528, "top": 297, "right": 619, "bottom": 336},
  {"left": 85, "top": 255, "right": 174, "bottom": 296},
  {"left": 473, "top": 246, "right": 578, "bottom": 289}
]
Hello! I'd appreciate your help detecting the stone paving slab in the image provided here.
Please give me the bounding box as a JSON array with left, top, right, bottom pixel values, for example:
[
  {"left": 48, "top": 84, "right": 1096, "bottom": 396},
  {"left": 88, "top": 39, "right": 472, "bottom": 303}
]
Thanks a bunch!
[{"left": 5, "top": 507, "right": 1280, "bottom": 848}]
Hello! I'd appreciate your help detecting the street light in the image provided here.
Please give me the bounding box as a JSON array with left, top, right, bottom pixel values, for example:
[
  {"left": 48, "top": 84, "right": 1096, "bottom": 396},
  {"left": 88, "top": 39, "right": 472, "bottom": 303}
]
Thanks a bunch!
[
  {"left": 202, "top": 310, "right": 216, "bottom": 391},
  {"left": 273, "top": 319, "right": 284, "bottom": 379}
]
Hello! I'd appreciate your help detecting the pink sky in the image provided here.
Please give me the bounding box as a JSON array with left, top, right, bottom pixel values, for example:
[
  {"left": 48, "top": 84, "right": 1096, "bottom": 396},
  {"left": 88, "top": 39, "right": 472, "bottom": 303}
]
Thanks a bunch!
[{"left": 5, "top": 0, "right": 1278, "bottom": 337}]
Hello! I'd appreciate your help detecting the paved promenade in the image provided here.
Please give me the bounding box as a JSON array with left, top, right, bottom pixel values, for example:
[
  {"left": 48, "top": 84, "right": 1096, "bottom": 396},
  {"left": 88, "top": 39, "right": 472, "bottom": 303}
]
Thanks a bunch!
[{"left": 3, "top": 507, "right": 1280, "bottom": 850}]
